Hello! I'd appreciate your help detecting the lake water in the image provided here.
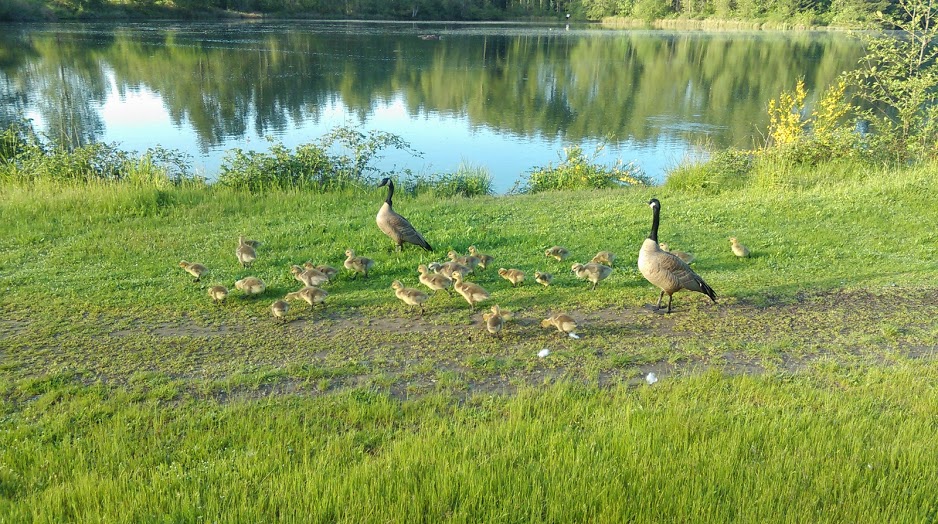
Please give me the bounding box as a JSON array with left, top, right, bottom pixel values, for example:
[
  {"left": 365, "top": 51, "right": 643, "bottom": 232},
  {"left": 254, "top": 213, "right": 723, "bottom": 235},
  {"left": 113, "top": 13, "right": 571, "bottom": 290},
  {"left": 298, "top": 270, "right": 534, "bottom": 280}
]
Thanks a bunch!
[{"left": 0, "top": 21, "right": 865, "bottom": 192}]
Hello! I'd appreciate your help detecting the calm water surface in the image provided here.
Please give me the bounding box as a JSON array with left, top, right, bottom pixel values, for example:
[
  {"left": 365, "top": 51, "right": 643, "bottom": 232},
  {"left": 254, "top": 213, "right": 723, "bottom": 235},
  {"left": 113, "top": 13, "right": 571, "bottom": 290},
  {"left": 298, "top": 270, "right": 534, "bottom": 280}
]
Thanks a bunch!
[{"left": 0, "top": 21, "right": 865, "bottom": 191}]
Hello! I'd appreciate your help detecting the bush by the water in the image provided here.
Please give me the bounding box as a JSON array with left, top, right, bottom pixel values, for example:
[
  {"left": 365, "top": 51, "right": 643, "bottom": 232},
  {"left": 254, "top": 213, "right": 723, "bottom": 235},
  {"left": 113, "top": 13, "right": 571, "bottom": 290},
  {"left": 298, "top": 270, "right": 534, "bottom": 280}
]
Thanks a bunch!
[{"left": 516, "top": 144, "right": 650, "bottom": 193}]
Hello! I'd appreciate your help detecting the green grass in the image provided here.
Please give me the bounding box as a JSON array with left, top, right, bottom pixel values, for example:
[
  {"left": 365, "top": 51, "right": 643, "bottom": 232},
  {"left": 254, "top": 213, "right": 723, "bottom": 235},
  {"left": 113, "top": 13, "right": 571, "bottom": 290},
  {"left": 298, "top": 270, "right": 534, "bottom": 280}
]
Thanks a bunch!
[{"left": 1, "top": 159, "right": 938, "bottom": 520}]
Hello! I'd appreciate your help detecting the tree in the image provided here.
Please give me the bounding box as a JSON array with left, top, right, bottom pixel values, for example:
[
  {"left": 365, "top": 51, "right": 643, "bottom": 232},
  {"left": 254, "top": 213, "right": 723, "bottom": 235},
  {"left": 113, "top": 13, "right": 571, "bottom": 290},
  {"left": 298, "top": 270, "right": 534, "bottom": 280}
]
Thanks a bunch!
[{"left": 850, "top": 0, "right": 938, "bottom": 161}]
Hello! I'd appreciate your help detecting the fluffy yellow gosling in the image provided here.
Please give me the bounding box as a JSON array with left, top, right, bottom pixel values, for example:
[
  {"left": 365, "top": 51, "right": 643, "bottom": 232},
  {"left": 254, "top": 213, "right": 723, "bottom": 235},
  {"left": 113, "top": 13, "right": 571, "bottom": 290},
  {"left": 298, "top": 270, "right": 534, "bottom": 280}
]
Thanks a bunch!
[
  {"left": 659, "top": 243, "right": 696, "bottom": 264},
  {"left": 236, "top": 235, "right": 257, "bottom": 268},
  {"left": 344, "top": 249, "right": 375, "bottom": 278},
  {"left": 207, "top": 285, "right": 228, "bottom": 304},
  {"left": 534, "top": 271, "right": 553, "bottom": 287},
  {"left": 431, "top": 261, "right": 472, "bottom": 279},
  {"left": 447, "top": 250, "right": 480, "bottom": 270},
  {"left": 482, "top": 305, "right": 509, "bottom": 336},
  {"left": 730, "top": 237, "right": 750, "bottom": 258},
  {"left": 452, "top": 273, "right": 490, "bottom": 310},
  {"left": 591, "top": 251, "right": 616, "bottom": 266},
  {"left": 418, "top": 264, "right": 453, "bottom": 295},
  {"left": 303, "top": 262, "right": 339, "bottom": 281},
  {"left": 468, "top": 246, "right": 494, "bottom": 270},
  {"left": 541, "top": 313, "right": 578, "bottom": 337},
  {"left": 270, "top": 300, "right": 289, "bottom": 322},
  {"left": 234, "top": 276, "right": 266, "bottom": 297},
  {"left": 391, "top": 280, "right": 430, "bottom": 315},
  {"left": 290, "top": 265, "right": 329, "bottom": 287},
  {"left": 571, "top": 262, "right": 613, "bottom": 290},
  {"left": 498, "top": 268, "right": 525, "bottom": 287},
  {"left": 285, "top": 286, "right": 328, "bottom": 308},
  {"left": 178, "top": 261, "right": 208, "bottom": 282},
  {"left": 545, "top": 246, "right": 570, "bottom": 261}
]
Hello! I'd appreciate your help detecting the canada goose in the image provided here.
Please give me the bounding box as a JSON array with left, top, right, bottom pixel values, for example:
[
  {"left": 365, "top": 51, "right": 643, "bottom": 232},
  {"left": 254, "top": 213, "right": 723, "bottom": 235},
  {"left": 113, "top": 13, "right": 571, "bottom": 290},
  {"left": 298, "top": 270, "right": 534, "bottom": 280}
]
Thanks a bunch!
[
  {"left": 498, "top": 268, "right": 525, "bottom": 287},
  {"left": 271, "top": 300, "right": 289, "bottom": 322},
  {"left": 236, "top": 236, "right": 257, "bottom": 268},
  {"left": 431, "top": 261, "right": 472, "bottom": 280},
  {"left": 376, "top": 178, "right": 432, "bottom": 251},
  {"left": 418, "top": 264, "right": 453, "bottom": 295},
  {"left": 285, "top": 286, "right": 328, "bottom": 308},
  {"left": 391, "top": 280, "right": 430, "bottom": 315},
  {"left": 468, "top": 246, "right": 494, "bottom": 270},
  {"left": 235, "top": 276, "right": 266, "bottom": 297},
  {"left": 541, "top": 313, "right": 578, "bottom": 336},
  {"left": 178, "top": 261, "right": 208, "bottom": 282},
  {"left": 591, "top": 251, "right": 616, "bottom": 267},
  {"left": 545, "top": 246, "right": 570, "bottom": 261},
  {"left": 638, "top": 199, "right": 716, "bottom": 313},
  {"left": 482, "top": 305, "right": 507, "bottom": 336},
  {"left": 571, "top": 263, "right": 613, "bottom": 290},
  {"left": 304, "top": 262, "right": 339, "bottom": 281},
  {"left": 344, "top": 249, "right": 374, "bottom": 278},
  {"left": 207, "top": 285, "right": 228, "bottom": 304},
  {"left": 448, "top": 250, "right": 481, "bottom": 270},
  {"left": 730, "top": 237, "right": 750, "bottom": 258},
  {"left": 659, "top": 243, "right": 696, "bottom": 264},
  {"left": 452, "top": 272, "right": 490, "bottom": 310},
  {"left": 290, "top": 265, "right": 329, "bottom": 287},
  {"left": 534, "top": 271, "right": 553, "bottom": 287}
]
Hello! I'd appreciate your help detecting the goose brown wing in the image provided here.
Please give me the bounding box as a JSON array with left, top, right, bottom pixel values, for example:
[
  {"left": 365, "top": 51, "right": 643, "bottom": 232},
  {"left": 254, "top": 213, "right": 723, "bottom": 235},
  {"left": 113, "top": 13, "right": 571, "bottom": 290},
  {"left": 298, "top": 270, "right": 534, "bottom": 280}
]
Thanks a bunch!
[
  {"left": 388, "top": 213, "right": 433, "bottom": 251},
  {"left": 661, "top": 253, "right": 716, "bottom": 300}
]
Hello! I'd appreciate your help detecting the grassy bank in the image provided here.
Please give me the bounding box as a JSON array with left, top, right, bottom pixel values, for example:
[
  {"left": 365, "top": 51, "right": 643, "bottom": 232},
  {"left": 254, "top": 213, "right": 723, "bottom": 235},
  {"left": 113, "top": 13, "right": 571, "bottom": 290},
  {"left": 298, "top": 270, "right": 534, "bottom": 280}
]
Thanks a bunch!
[{"left": 2, "top": 159, "right": 938, "bottom": 520}]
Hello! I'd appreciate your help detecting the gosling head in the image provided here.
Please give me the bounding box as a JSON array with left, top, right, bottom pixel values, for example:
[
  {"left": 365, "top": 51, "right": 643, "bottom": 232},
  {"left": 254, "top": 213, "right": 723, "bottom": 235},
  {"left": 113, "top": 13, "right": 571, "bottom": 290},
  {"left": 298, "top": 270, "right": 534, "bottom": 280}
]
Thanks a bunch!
[
  {"left": 571, "top": 263, "right": 584, "bottom": 272},
  {"left": 290, "top": 265, "right": 303, "bottom": 276},
  {"left": 345, "top": 249, "right": 355, "bottom": 258},
  {"left": 540, "top": 318, "right": 553, "bottom": 328},
  {"left": 391, "top": 280, "right": 404, "bottom": 291}
]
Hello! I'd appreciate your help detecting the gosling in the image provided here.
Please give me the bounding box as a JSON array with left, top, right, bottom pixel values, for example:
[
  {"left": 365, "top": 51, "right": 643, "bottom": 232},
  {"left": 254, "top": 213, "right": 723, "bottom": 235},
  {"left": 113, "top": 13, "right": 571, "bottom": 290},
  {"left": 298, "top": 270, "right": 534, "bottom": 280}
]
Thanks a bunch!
[
  {"left": 207, "top": 285, "right": 228, "bottom": 304},
  {"left": 431, "top": 261, "right": 472, "bottom": 280},
  {"left": 482, "top": 305, "right": 507, "bottom": 336},
  {"left": 236, "top": 235, "right": 257, "bottom": 268},
  {"left": 285, "top": 286, "right": 328, "bottom": 309},
  {"left": 545, "top": 246, "right": 570, "bottom": 261},
  {"left": 418, "top": 264, "right": 453, "bottom": 296},
  {"left": 534, "top": 271, "right": 553, "bottom": 287},
  {"left": 391, "top": 280, "right": 430, "bottom": 315},
  {"left": 571, "top": 262, "right": 613, "bottom": 290},
  {"left": 304, "top": 261, "right": 339, "bottom": 281},
  {"left": 234, "top": 276, "right": 266, "bottom": 297},
  {"left": 290, "top": 265, "right": 329, "bottom": 287},
  {"left": 659, "top": 243, "right": 696, "bottom": 264},
  {"left": 468, "top": 246, "right": 494, "bottom": 270},
  {"left": 344, "top": 249, "right": 374, "bottom": 278},
  {"left": 179, "top": 261, "right": 208, "bottom": 282},
  {"left": 448, "top": 250, "right": 480, "bottom": 271},
  {"left": 498, "top": 268, "right": 525, "bottom": 287},
  {"left": 452, "top": 272, "right": 490, "bottom": 310},
  {"left": 541, "top": 313, "right": 578, "bottom": 337},
  {"left": 730, "top": 237, "right": 750, "bottom": 258},
  {"left": 270, "top": 300, "right": 289, "bottom": 323},
  {"left": 591, "top": 251, "right": 616, "bottom": 267}
]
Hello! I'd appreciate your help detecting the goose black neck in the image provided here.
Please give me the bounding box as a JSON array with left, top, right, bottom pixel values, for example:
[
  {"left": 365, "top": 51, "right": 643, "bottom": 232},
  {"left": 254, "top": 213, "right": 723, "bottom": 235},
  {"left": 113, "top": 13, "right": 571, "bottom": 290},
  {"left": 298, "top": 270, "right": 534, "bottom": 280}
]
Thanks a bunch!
[
  {"left": 384, "top": 179, "right": 394, "bottom": 206},
  {"left": 649, "top": 204, "right": 660, "bottom": 242}
]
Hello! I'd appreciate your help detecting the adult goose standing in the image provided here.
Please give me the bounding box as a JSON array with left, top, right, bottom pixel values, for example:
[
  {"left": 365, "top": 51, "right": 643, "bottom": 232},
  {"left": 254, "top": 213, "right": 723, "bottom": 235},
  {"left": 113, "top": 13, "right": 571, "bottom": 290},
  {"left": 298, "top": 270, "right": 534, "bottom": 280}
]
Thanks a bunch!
[
  {"left": 376, "top": 178, "right": 432, "bottom": 251},
  {"left": 638, "top": 199, "right": 716, "bottom": 313}
]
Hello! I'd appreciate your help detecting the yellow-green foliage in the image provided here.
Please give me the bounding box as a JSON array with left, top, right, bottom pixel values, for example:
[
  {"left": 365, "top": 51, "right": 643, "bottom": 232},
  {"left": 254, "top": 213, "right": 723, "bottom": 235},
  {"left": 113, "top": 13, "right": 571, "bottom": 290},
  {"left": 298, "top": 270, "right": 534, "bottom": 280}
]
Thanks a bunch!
[{"left": 520, "top": 144, "right": 650, "bottom": 193}]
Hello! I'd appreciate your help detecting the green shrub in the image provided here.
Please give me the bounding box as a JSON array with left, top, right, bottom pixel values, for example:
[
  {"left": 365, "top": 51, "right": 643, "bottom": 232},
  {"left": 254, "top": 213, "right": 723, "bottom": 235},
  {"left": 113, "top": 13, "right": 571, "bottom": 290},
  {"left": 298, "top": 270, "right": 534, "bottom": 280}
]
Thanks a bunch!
[
  {"left": 665, "top": 149, "right": 753, "bottom": 193},
  {"left": 515, "top": 144, "right": 650, "bottom": 194},
  {"left": 401, "top": 163, "right": 494, "bottom": 198},
  {"left": 217, "top": 141, "right": 341, "bottom": 192}
]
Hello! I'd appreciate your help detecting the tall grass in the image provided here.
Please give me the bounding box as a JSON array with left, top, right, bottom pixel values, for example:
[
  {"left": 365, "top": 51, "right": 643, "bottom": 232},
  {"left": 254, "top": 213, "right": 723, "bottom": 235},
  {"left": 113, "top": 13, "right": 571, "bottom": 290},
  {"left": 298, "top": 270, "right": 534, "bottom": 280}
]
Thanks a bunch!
[{"left": 2, "top": 365, "right": 938, "bottom": 521}]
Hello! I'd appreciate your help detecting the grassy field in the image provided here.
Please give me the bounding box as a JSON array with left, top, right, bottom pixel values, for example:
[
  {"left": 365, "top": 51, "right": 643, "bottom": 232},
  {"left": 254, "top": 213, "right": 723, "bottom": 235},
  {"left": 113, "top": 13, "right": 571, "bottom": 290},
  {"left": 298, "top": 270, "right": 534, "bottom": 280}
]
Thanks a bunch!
[{"left": 1, "top": 160, "right": 938, "bottom": 521}]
